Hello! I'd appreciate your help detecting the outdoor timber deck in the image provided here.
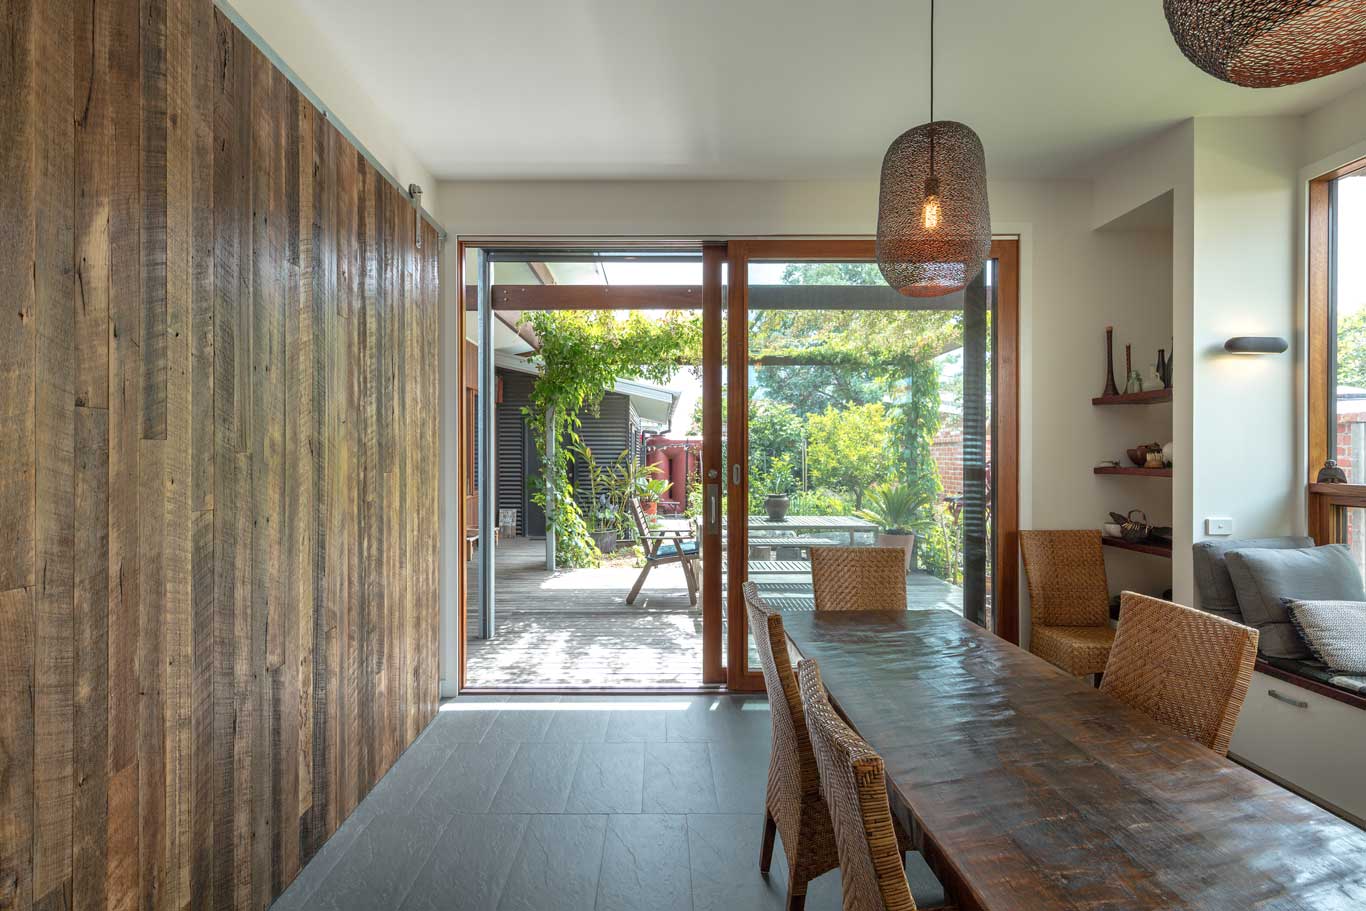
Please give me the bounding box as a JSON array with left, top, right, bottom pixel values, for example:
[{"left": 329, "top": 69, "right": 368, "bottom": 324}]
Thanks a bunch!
[{"left": 464, "top": 536, "right": 963, "bottom": 689}]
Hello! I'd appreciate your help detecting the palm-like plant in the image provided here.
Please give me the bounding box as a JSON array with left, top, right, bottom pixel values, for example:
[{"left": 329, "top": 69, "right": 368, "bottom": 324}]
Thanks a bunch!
[{"left": 855, "top": 482, "right": 933, "bottom": 535}]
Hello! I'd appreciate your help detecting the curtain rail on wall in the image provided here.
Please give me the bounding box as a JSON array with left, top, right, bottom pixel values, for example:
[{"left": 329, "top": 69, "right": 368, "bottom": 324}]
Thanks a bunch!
[{"left": 215, "top": 0, "right": 448, "bottom": 242}]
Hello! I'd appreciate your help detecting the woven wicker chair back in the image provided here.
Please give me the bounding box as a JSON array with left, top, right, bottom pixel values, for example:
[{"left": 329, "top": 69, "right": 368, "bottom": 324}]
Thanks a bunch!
[
  {"left": 810, "top": 547, "right": 908, "bottom": 612},
  {"left": 742, "top": 583, "right": 816, "bottom": 811},
  {"left": 1101, "top": 592, "right": 1259, "bottom": 756},
  {"left": 798, "top": 658, "right": 918, "bottom": 911},
  {"left": 1019, "top": 530, "right": 1110, "bottom": 628}
]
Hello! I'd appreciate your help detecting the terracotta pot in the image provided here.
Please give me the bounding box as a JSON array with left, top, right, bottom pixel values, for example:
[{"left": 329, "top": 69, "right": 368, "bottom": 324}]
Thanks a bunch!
[
  {"left": 642, "top": 499, "right": 658, "bottom": 517},
  {"left": 878, "top": 532, "right": 916, "bottom": 572}
]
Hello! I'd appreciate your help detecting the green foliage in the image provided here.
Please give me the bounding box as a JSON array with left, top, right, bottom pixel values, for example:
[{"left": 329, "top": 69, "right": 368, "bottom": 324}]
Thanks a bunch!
[
  {"left": 789, "top": 488, "right": 852, "bottom": 516},
  {"left": 855, "top": 482, "right": 933, "bottom": 536},
  {"left": 748, "top": 452, "right": 798, "bottom": 512},
  {"left": 919, "top": 503, "right": 964, "bottom": 584},
  {"left": 888, "top": 357, "right": 944, "bottom": 528},
  {"left": 803, "top": 403, "right": 891, "bottom": 509},
  {"left": 526, "top": 309, "right": 701, "bottom": 566},
  {"left": 1339, "top": 308, "right": 1366, "bottom": 389}
]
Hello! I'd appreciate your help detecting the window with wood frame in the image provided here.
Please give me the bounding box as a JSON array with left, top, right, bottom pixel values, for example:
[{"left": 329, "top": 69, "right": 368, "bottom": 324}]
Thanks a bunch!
[{"left": 1308, "top": 156, "right": 1366, "bottom": 576}]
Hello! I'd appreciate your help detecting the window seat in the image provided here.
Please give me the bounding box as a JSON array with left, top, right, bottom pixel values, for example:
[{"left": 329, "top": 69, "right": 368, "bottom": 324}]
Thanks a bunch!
[{"left": 1257, "top": 656, "right": 1366, "bottom": 709}]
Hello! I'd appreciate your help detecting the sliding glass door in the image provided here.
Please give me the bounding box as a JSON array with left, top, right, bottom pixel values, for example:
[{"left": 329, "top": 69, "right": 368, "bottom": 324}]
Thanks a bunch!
[
  {"left": 458, "top": 244, "right": 728, "bottom": 689},
  {"left": 724, "top": 240, "right": 1019, "bottom": 689}
]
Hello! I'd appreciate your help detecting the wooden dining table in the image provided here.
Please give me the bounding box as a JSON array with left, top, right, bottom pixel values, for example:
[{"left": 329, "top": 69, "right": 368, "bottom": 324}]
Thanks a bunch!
[{"left": 781, "top": 609, "right": 1366, "bottom": 911}]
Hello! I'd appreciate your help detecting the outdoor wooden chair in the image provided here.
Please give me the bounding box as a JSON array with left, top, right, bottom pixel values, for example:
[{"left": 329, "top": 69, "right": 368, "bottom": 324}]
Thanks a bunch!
[
  {"left": 810, "top": 546, "right": 908, "bottom": 612},
  {"left": 797, "top": 657, "right": 951, "bottom": 911},
  {"left": 626, "top": 496, "right": 700, "bottom": 605},
  {"left": 1019, "top": 530, "right": 1116, "bottom": 677},
  {"left": 1101, "top": 592, "right": 1259, "bottom": 755}
]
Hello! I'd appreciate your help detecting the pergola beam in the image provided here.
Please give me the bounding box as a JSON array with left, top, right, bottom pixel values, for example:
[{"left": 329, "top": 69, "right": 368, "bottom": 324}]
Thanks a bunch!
[{"left": 466, "top": 284, "right": 966, "bottom": 312}]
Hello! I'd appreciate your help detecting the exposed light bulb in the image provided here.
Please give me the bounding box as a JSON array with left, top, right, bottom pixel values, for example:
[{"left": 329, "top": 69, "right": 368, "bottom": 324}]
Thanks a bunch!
[{"left": 922, "top": 175, "right": 941, "bottom": 231}]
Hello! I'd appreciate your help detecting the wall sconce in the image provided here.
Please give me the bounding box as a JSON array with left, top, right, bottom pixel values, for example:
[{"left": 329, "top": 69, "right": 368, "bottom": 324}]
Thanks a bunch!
[{"left": 1224, "top": 336, "right": 1288, "bottom": 354}]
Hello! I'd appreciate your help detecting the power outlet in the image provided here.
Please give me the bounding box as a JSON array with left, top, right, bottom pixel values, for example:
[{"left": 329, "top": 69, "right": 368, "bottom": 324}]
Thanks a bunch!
[{"left": 1205, "top": 517, "right": 1234, "bottom": 536}]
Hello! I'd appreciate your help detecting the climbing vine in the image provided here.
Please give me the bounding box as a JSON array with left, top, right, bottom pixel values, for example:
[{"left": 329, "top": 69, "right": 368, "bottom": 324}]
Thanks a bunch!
[{"left": 524, "top": 309, "right": 702, "bottom": 567}]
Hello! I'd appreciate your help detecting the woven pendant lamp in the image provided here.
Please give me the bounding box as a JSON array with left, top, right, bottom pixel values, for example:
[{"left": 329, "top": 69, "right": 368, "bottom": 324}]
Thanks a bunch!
[
  {"left": 876, "top": 0, "right": 991, "bottom": 298},
  {"left": 1164, "top": 0, "right": 1366, "bottom": 88}
]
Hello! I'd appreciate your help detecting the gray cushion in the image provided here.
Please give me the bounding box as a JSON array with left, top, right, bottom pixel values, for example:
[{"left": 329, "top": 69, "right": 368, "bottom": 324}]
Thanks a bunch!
[
  {"left": 1286, "top": 600, "right": 1366, "bottom": 674},
  {"left": 1192, "top": 536, "right": 1314, "bottom": 621},
  {"left": 1225, "top": 544, "right": 1365, "bottom": 659}
]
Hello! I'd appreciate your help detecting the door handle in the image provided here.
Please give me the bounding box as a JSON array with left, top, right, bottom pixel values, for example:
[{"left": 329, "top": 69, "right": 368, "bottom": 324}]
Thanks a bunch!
[{"left": 706, "top": 483, "right": 720, "bottom": 534}]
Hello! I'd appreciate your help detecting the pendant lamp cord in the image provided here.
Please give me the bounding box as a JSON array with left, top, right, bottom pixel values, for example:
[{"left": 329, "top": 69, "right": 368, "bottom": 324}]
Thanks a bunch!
[{"left": 928, "top": 0, "right": 936, "bottom": 175}]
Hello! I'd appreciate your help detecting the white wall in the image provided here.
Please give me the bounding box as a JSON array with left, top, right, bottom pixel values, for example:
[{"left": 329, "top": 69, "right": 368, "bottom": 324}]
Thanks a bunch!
[
  {"left": 1190, "top": 117, "right": 1302, "bottom": 552},
  {"left": 435, "top": 175, "right": 1183, "bottom": 682}
]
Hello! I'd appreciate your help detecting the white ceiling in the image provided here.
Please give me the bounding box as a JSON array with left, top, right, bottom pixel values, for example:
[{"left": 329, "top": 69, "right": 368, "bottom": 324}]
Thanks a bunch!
[{"left": 295, "top": 0, "right": 1366, "bottom": 181}]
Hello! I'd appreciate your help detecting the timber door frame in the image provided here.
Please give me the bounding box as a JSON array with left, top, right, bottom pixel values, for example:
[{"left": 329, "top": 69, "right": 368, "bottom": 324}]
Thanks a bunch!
[
  {"left": 455, "top": 240, "right": 727, "bottom": 691},
  {"left": 724, "top": 238, "right": 1021, "bottom": 691}
]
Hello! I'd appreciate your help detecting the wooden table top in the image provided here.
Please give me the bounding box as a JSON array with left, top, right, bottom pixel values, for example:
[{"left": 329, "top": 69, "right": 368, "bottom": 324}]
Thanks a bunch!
[{"left": 781, "top": 609, "right": 1366, "bottom": 911}]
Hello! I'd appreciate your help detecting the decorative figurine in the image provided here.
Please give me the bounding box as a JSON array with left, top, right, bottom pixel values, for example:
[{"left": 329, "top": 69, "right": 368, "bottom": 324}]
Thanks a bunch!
[
  {"left": 1318, "top": 460, "right": 1349, "bottom": 483},
  {"left": 1102, "top": 326, "right": 1120, "bottom": 397}
]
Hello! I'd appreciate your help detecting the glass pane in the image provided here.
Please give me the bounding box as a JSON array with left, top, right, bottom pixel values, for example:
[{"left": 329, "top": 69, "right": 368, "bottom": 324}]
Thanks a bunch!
[
  {"left": 741, "top": 259, "right": 995, "bottom": 671},
  {"left": 1338, "top": 506, "right": 1366, "bottom": 580},
  {"left": 1333, "top": 172, "right": 1366, "bottom": 472},
  {"left": 465, "top": 249, "right": 708, "bottom": 688}
]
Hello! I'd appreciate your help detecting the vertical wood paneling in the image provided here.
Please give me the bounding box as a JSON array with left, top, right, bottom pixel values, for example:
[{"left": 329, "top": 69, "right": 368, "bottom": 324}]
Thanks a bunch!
[
  {"left": 0, "top": 2, "right": 442, "bottom": 910},
  {"left": 105, "top": 0, "right": 143, "bottom": 904},
  {"left": 0, "top": 587, "right": 35, "bottom": 911},
  {"left": 0, "top": 0, "right": 37, "bottom": 603},
  {"left": 32, "top": 1, "right": 77, "bottom": 908},
  {"left": 73, "top": 2, "right": 113, "bottom": 902}
]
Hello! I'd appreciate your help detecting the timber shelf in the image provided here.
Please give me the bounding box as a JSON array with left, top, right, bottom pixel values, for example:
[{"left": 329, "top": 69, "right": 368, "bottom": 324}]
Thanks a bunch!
[
  {"left": 1091, "top": 388, "right": 1172, "bottom": 406},
  {"left": 1094, "top": 466, "right": 1172, "bottom": 478},
  {"left": 1101, "top": 536, "right": 1172, "bottom": 558}
]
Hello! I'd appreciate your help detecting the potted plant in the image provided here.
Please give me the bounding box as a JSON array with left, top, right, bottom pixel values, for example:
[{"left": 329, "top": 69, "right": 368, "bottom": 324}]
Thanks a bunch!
[
  {"left": 763, "top": 491, "right": 791, "bottom": 522},
  {"left": 634, "top": 476, "right": 670, "bottom": 516},
  {"left": 856, "top": 482, "right": 931, "bottom": 571},
  {"left": 589, "top": 495, "right": 619, "bottom": 554}
]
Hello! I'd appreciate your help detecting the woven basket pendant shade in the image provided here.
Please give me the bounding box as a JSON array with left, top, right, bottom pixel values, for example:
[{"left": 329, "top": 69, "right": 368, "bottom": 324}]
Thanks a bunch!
[
  {"left": 876, "top": 120, "right": 992, "bottom": 297},
  {"left": 1164, "top": 0, "right": 1366, "bottom": 88}
]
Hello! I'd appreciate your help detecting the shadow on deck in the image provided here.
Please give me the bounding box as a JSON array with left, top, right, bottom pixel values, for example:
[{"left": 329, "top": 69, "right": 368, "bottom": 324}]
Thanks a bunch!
[{"left": 465, "top": 536, "right": 963, "bottom": 690}]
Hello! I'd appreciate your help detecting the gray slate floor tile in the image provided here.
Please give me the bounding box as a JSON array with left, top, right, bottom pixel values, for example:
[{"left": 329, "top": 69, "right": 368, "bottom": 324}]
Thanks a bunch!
[
  {"left": 497, "top": 815, "right": 609, "bottom": 911},
  {"left": 483, "top": 698, "right": 562, "bottom": 742},
  {"left": 603, "top": 707, "right": 669, "bottom": 742},
  {"left": 269, "top": 812, "right": 373, "bottom": 911},
  {"left": 686, "top": 813, "right": 791, "bottom": 911},
  {"left": 565, "top": 741, "right": 645, "bottom": 814},
  {"left": 595, "top": 815, "right": 691, "bottom": 911},
  {"left": 399, "top": 814, "right": 529, "bottom": 911},
  {"left": 643, "top": 741, "right": 718, "bottom": 813},
  {"left": 708, "top": 737, "right": 771, "bottom": 814},
  {"left": 302, "top": 813, "right": 448, "bottom": 911},
  {"left": 489, "top": 741, "right": 584, "bottom": 813},
  {"left": 415, "top": 739, "right": 521, "bottom": 816},
  {"left": 544, "top": 707, "right": 612, "bottom": 742}
]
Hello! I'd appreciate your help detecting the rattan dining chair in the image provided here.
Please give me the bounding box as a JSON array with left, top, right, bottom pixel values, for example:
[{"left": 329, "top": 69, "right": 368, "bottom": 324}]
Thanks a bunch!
[
  {"left": 743, "top": 581, "right": 840, "bottom": 910},
  {"left": 1101, "top": 592, "right": 1259, "bottom": 756},
  {"left": 810, "top": 547, "right": 907, "bottom": 612},
  {"left": 797, "top": 658, "right": 951, "bottom": 911},
  {"left": 1019, "top": 530, "right": 1116, "bottom": 676}
]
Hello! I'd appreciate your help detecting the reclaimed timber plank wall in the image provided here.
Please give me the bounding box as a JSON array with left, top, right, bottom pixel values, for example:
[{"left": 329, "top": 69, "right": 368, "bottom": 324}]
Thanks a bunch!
[{"left": 0, "top": 0, "right": 443, "bottom": 908}]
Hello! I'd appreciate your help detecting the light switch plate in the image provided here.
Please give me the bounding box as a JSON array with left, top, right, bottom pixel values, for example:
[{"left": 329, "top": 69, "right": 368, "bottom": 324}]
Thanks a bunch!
[{"left": 1205, "top": 517, "right": 1234, "bottom": 536}]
